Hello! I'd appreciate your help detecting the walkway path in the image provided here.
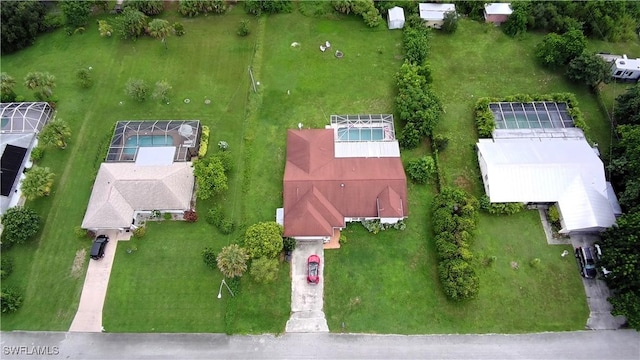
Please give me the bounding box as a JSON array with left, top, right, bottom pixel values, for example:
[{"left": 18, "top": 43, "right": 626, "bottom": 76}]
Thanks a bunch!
[
  {"left": 69, "top": 230, "right": 130, "bottom": 332},
  {"left": 285, "top": 241, "right": 329, "bottom": 332}
]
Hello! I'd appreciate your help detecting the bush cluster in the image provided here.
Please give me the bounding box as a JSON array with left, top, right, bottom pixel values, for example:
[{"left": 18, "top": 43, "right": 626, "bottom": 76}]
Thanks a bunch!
[
  {"left": 475, "top": 93, "right": 589, "bottom": 139},
  {"left": 403, "top": 15, "right": 431, "bottom": 65},
  {"left": 183, "top": 209, "right": 198, "bottom": 223},
  {"left": 249, "top": 257, "right": 279, "bottom": 284},
  {"left": 244, "top": 0, "right": 293, "bottom": 15},
  {"left": 360, "top": 219, "right": 406, "bottom": 234},
  {"left": 478, "top": 195, "right": 525, "bottom": 215},
  {"left": 173, "top": 22, "right": 185, "bottom": 36},
  {"left": 332, "top": 0, "right": 381, "bottom": 28},
  {"left": 178, "top": 0, "right": 227, "bottom": 17},
  {"left": 1, "top": 256, "right": 14, "bottom": 279},
  {"left": 125, "top": 0, "right": 164, "bottom": 16},
  {"left": 432, "top": 188, "right": 480, "bottom": 301},
  {"left": 405, "top": 156, "right": 436, "bottom": 184},
  {"left": 201, "top": 247, "right": 217, "bottom": 268},
  {"left": 198, "top": 126, "right": 210, "bottom": 158},
  {"left": 1, "top": 287, "right": 23, "bottom": 314},
  {"left": 205, "top": 206, "right": 234, "bottom": 234},
  {"left": 395, "top": 62, "right": 442, "bottom": 148}
]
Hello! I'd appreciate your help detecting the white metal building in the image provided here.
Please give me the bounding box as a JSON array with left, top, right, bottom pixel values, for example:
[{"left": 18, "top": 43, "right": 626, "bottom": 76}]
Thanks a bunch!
[
  {"left": 418, "top": 3, "right": 456, "bottom": 29},
  {"left": 611, "top": 55, "right": 640, "bottom": 81}
]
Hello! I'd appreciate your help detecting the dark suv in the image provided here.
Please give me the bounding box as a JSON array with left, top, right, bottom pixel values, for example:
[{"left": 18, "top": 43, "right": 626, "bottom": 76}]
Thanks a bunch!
[
  {"left": 90, "top": 235, "right": 109, "bottom": 260},
  {"left": 575, "top": 247, "right": 597, "bottom": 279}
]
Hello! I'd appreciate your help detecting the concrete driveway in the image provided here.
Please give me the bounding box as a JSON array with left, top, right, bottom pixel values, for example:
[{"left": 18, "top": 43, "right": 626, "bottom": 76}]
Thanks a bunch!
[
  {"left": 285, "top": 240, "right": 329, "bottom": 332},
  {"left": 570, "top": 233, "right": 627, "bottom": 330},
  {"left": 69, "top": 230, "right": 130, "bottom": 332}
]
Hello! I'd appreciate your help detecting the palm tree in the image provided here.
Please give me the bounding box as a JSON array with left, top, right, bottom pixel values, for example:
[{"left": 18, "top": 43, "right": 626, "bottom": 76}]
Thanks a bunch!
[
  {"left": 23, "top": 71, "right": 56, "bottom": 100},
  {"left": 39, "top": 119, "right": 72, "bottom": 149},
  {"left": 147, "top": 18, "right": 172, "bottom": 49},
  {"left": 216, "top": 244, "right": 249, "bottom": 278},
  {"left": 21, "top": 166, "right": 55, "bottom": 200},
  {"left": 1, "top": 72, "right": 17, "bottom": 102}
]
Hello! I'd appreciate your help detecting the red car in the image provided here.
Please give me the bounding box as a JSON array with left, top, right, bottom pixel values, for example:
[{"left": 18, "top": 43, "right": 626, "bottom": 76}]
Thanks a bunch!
[{"left": 307, "top": 255, "right": 320, "bottom": 284}]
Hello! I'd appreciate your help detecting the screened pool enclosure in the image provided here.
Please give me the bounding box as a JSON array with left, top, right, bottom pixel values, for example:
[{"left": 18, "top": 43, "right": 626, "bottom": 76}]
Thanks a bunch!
[
  {"left": 330, "top": 114, "right": 395, "bottom": 142},
  {"left": 0, "top": 102, "right": 54, "bottom": 134},
  {"left": 106, "top": 120, "right": 201, "bottom": 162},
  {"left": 490, "top": 102, "right": 575, "bottom": 130}
]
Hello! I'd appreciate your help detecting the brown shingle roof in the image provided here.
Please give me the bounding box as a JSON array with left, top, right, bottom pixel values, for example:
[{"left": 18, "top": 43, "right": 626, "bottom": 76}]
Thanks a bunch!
[{"left": 283, "top": 129, "right": 408, "bottom": 237}]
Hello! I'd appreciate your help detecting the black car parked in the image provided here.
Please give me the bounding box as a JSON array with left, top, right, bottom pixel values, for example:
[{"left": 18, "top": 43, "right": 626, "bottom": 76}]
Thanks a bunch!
[
  {"left": 575, "top": 246, "right": 597, "bottom": 279},
  {"left": 90, "top": 235, "right": 109, "bottom": 260}
]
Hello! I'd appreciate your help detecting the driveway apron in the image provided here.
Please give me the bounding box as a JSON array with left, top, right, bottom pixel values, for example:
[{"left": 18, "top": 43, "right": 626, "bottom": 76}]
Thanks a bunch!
[
  {"left": 285, "top": 240, "right": 329, "bottom": 332},
  {"left": 69, "top": 230, "right": 129, "bottom": 332}
]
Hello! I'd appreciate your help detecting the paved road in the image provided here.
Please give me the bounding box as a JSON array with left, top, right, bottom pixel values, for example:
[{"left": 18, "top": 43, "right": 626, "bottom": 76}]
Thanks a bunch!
[{"left": 1, "top": 331, "right": 638, "bottom": 360}]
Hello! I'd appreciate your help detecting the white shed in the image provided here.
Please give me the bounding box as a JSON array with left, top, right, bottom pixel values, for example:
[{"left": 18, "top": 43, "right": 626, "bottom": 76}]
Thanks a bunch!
[
  {"left": 484, "top": 3, "right": 513, "bottom": 25},
  {"left": 387, "top": 6, "right": 405, "bottom": 30}
]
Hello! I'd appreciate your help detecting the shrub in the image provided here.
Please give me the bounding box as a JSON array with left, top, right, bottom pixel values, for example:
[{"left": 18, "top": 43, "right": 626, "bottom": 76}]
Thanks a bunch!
[
  {"left": 42, "top": 13, "right": 64, "bottom": 32},
  {"left": 432, "top": 134, "right": 449, "bottom": 151},
  {"left": 74, "top": 225, "right": 88, "bottom": 239},
  {"left": 152, "top": 80, "right": 172, "bottom": 103},
  {"left": 250, "top": 257, "right": 279, "bottom": 283},
  {"left": 530, "top": 258, "right": 541, "bottom": 268},
  {"left": 441, "top": 11, "right": 458, "bottom": 33},
  {"left": 30, "top": 146, "right": 44, "bottom": 162},
  {"left": 202, "top": 247, "right": 217, "bottom": 269},
  {"left": 399, "top": 123, "right": 421, "bottom": 149},
  {"left": 438, "top": 259, "right": 479, "bottom": 301},
  {"left": 0, "top": 287, "right": 23, "bottom": 313},
  {"left": 1, "top": 207, "right": 41, "bottom": 248},
  {"left": 125, "top": 0, "right": 164, "bottom": 16},
  {"left": 184, "top": 209, "right": 198, "bottom": 222},
  {"left": 405, "top": 156, "right": 436, "bottom": 184},
  {"left": 283, "top": 237, "right": 296, "bottom": 252},
  {"left": 245, "top": 0, "right": 293, "bottom": 15},
  {"left": 244, "top": 222, "right": 283, "bottom": 259},
  {"left": 76, "top": 68, "right": 92, "bottom": 88},
  {"left": 215, "top": 150, "right": 233, "bottom": 173},
  {"left": 548, "top": 205, "right": 560, "bottom": 224},
  {"left": 198, "top": 126, "right": 210, "bottom": 158},
  {"left": 478, "top": 195, "right": 525, "bottom": 215},
  {"left": 1, "top": 256, "right": 14, "bottom": 279},
  {"left": 237, "top": 20, "right": 250, "bottom": 37},
  {"left": 362, "top": 9, "right": 382, "bottom": 27},
  {"left": 206, "top": 206, "right": 234, "bottom": 234},
  {"left": 173, "top": 22, "right": 185, "bottom": 36},
  {"left": 163, "top": 212, "right": 172, "bottom": 220},
  {"left": 178, "top": 0, "right": 227, "bottom": 17},
  {"left": 133, "top": 226, "right": 146, "bottom": 238},
  {"left": 125, "top": 78, "right": 148, "bottom": 102}
]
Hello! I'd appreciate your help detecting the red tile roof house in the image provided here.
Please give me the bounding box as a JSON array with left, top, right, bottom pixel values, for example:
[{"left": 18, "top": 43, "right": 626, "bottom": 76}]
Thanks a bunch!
[{"left": 282, "top": 115, "right": 408, "bottom": 241}]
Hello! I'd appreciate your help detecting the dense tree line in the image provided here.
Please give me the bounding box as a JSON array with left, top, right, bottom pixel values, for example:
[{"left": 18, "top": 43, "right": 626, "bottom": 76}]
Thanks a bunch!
[
  {"left": 0, "top": 1, "right": 47, "bottom": 54},
  {"left": 601, "top": 84, "right": 640, "bottom": 330}
]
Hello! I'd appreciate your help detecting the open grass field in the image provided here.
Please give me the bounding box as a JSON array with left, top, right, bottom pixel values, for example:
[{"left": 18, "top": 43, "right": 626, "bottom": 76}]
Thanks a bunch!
[{"left": 2, "top": 5, "right": 631, "bottom": 334}]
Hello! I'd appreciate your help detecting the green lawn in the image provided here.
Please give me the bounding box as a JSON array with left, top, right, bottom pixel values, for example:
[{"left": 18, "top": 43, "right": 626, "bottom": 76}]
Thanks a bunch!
[{"left": 0, "top": 8, "right": 627, "bottom": 334}]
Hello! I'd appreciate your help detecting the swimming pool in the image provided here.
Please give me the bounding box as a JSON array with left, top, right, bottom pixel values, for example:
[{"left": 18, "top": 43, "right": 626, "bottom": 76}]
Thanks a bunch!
[
  {"left": 124, "top": 135, "right": 174, "bottom": 155},
  {"left": 337, "top": 127, "right": 385, "bottom": 141}
]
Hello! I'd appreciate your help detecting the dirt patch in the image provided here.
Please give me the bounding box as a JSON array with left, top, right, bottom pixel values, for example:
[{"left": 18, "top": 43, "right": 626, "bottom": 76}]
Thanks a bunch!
[
  {"left": 453, "top": 175, "right": 473, "bottom": 192},
  {"left": 71, "top": 248, "right": 87, "bottom": 279}
]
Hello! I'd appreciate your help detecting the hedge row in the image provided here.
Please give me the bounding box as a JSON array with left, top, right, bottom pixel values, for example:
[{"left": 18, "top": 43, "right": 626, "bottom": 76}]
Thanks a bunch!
[
  {"left": 432, "top": 188, "right": 480, "bottom": 301},
  {"left": 478, "top": 195, "right": 525, "bottom": 215},
  {"left": 474, "top": 93, "right": 589, "bottom": 138},
  {"left": 332, "top": 0, "right": 382, "bottom": 28}
]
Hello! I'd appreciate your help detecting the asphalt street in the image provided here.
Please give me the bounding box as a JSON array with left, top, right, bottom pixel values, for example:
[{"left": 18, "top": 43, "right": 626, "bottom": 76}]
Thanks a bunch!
[{"left": 1, "top": 330, "right": 638, "bottom": 360}]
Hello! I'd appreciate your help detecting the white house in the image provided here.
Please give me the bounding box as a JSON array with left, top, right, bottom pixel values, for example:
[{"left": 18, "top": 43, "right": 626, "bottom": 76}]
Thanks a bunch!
[
  {"left": 484, "top": 3, "right": 513, "bottom": 25},
  {"left": 477, "top": 137, "right": 618, "bottom": 234},
  {"left": 418, "top": 3, "right": 456, "bottom": 29},
  {"left": 611, "top": 55, "right": 640, "bottom": 81},
  {"left": 387, "top": 6, "right": 405, "bottom": 30}
]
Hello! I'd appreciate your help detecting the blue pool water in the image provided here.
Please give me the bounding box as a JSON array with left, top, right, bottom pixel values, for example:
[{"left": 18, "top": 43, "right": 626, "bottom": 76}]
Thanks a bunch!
[
  {"left": 124, "top": 135, "right": 174, "bottom": 155},
  {"left": 337, "top": 127, "right": 384, "bottom": 141}
]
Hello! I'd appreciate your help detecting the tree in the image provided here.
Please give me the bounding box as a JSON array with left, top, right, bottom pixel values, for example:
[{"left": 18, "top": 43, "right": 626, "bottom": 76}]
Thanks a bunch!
[
  {"left": 116, "top": 8, "right": 148, "bottom": 40},
  {"left": 216, "top": 244, "right": 249, "bottom": 278},
  {"left": 125, "top": 78, "right": 149, "bottom": 102},
  {"left": 405, "top": 156, "right": 436, "bottom": 184},
  {"left": 59, "top": 0, "right": 93, "bottom": 31},
  {"left": 39, "top": 118, "right": 72, "bottom": 149},
  {"left": 566, "top": 52, "right": 612, "bottom": 90},
  {"left": 0, "top": 207, "right": 41, "bottom": 248},
  {"left": 502, "top": 3, "right": 528, "bottom": 37},
  {"left": 24, "top": 71, "right": 56, "bottom": 101},
  {"left": 98, "top": 20, "right": 113, "bottom": 37},
  {"left": 250, "top": 257, "right": 279, "bottom": 283},
  {"left": 21, "top": 166, "right": 55, "bottom": 200},
  {"left": 243, "top": 222, "right": 283, "bottom": 259},
  {"left": 441, "top": 11, "right": 458, "bottom": 34},
  {"left": 613, "top": 83, "right": 640, "bottom": 126},
  {"left": 192, "top": 156, "right": 228, "bottom": 200},
  {"left": 609, "top": 125, "right": 640, "bottom": 212},
  {"left": 1, "top": 73, "right": 17, "bottom": 102},
  {"left": 147, "top": 19, "right": 172, "bottom": 49},
  {"left": 535, "top": 30, "right": 586, "bottom": 68},
  {"left": 609, "top": 290, "right": 640, "bottom": 331},
  {"left": 152, "top": 80, "right": 172, "bottom": 102},
  {"left": 0, "top": 1, "right": 47, "bottom": 54}
]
